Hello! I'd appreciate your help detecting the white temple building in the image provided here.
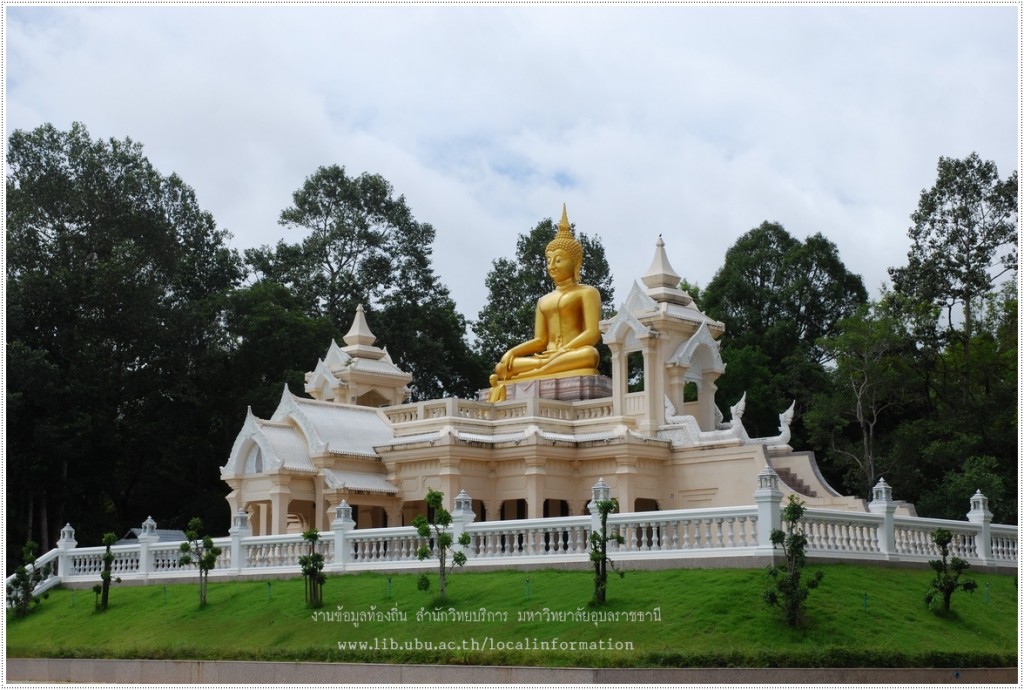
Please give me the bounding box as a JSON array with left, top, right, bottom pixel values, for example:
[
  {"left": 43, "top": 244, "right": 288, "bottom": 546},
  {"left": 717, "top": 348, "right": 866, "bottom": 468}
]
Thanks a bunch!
[{"left": 221, "top": 238, "right": 885, "bottom": 536}]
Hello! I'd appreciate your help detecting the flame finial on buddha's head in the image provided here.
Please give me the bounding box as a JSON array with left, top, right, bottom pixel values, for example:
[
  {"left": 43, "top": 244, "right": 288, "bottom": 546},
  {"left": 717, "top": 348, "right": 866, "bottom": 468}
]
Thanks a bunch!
[{"left": 545, "top": 204, "right": 584, "bottom": 281}]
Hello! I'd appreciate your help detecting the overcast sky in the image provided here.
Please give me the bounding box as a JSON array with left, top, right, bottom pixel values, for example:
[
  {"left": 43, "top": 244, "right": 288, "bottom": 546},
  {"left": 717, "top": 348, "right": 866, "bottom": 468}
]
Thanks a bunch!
[{"left": 5, "top": 4, "right": 1018, "bottom": 324}]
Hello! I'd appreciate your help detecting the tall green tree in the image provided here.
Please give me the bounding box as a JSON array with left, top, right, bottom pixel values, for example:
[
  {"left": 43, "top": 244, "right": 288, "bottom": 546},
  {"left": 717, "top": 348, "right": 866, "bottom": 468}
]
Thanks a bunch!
[
  {"left": 882, "top": 154, "right": 1017, "bottom": 524},
  {"left": 245, "top": 165, "right": 483, "bottom": 400},
  {"left": 473, "top": 217, "right": 615, "bottom": 372},
  {"left": 805, "top": 298, "right": 915, "bottom": 497},
  {"left": 701, "top": 222, "right": 867, "bottom": 437},
  {"left": 889, "top": 153, "right": 1017, "bottom": 403},
  {"left": 5, "top": 122, "right": 242, "bottom": 563}
]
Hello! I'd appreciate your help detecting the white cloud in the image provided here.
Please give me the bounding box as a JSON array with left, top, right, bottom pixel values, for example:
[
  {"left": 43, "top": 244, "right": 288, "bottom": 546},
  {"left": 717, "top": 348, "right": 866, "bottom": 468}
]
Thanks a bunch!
[{"left": 6, "top": 4, "right": 1017, "bottom": 323}]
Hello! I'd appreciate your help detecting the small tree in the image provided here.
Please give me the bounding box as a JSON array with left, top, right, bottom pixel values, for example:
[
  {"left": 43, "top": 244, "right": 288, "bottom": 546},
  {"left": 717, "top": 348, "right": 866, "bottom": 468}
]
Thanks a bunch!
[
  {"left": 925, "top": 528, "right": 978, "bottom": 614},
  {"left": 93, "top": 532, "right": 121, "bottom": 611},
  {"left": 6, "top": 541, "right": 52, "bottom": 619},
  {"left": 413, "top": 489, "right": 470, "bottom": 602},
  {"left": 764, "top": 495, "right": 824, "bottom": 627},
  {"left": 589, "top": 498, "right": 624, "bottom": 606},
  {"left": 299, "top": 528, "right": 326, "bottom": 609},
  {"left": 178, "top": 517, "right": 222, "bottom": 608}
]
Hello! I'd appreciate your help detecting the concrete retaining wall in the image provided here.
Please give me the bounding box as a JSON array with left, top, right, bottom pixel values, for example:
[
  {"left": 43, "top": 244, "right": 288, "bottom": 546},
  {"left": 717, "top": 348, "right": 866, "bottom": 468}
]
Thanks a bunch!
[{"left": 6, "top": 659, "right": 1017, "bottom": 684}]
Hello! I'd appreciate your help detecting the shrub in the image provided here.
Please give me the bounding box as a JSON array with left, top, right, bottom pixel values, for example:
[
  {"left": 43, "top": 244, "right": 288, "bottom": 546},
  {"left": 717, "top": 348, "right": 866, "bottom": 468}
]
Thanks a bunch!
[
  {"left": 6, "top": 541, "right": 51, "bottom": 619},
  {"left": 178, "top": 517, "right": 222, "bottom": 607},
  {"left": 924, "top": 527, "right": 977, "bottom": 613},
  {"left": 299, "top": 529, "right": 325, "bottom": 608},
  {"left": 412, "top": 489, "right": 470, "bottom": 602},
  {"left": 764, "top": 495, "right": 824, "bottom": 626},
  {"left": 94, "top": 532, "right": 122, "bottom": 611},
  {"left": 589, "top": 498, "right": 624, "bottom": 606}
]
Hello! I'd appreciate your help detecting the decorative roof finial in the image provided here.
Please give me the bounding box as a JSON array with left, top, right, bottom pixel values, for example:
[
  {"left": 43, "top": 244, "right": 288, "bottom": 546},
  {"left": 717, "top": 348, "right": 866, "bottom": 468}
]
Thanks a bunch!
[{"left": 343, "top": 304, "right": 377, "bottom": 348}]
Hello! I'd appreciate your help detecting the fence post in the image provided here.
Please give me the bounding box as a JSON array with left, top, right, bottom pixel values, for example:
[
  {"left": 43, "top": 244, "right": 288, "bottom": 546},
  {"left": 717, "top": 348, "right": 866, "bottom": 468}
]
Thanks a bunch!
[
  {"left": 56, "top": 523, "right": 77, "bottom": 579},
  {"left": 331, "top": 501, "right": 356, "bottom": 569},
  {"left": 588, "top": 477, "right": 612, "bottom": 538},
  {"left": 451, "top": 490, "right": 476, "bottom": 555},
  {"left": 137, "top": 516, "right": 159, "bottom": 579},
  {"left": 753, "top": 466, "right": 782, "bottom": 554},
  {"left": 966, "top": 490, "right": 992, "bottom": 565},
  {"left": 868, "top": 478, "right": 898, "bottom": 560},
  {"left": 228, "top": 510, "right": 251, "bottom": 571}
]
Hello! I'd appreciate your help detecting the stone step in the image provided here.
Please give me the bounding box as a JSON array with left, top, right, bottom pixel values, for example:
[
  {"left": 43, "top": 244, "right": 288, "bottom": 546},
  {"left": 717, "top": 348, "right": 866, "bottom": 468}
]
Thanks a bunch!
[{"left": 774, "top": 466, "right": 817, "bottom": 498}]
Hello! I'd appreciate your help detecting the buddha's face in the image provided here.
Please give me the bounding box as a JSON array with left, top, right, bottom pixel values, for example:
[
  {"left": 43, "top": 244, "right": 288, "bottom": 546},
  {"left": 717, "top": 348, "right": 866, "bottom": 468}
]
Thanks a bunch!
[{"left": 546, "top": 248, "right": 577, "bottom": 283}]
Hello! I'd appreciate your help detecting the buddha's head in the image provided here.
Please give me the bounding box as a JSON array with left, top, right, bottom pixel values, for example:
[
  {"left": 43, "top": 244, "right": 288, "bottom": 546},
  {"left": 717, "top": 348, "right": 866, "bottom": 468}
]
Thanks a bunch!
[{"left": 545, "top": 205, "right": 584, "bottom": 282}]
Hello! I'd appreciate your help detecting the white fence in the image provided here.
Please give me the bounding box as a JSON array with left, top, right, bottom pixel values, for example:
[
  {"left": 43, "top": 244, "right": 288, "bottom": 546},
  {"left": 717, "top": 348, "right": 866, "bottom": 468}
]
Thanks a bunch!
[{"left": 7, "top": 471, "right": 1017, "bottom": 603}]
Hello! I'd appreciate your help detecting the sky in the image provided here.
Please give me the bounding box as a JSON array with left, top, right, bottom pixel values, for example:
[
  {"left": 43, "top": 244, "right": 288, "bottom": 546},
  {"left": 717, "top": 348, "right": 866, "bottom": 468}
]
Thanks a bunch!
[{"left": 5, "top": 4, "right": 1019, "bottom": 326}]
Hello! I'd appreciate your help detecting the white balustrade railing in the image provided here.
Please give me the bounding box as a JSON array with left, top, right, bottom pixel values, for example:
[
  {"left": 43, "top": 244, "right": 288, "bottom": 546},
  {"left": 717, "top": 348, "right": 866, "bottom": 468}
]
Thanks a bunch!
[
  {"left": 801, "top": 509, "right": 882, "bottom": 555},
  {"left": 892, "top": 516, "right": 978, "bottom": 560},
  {"left": 608, "top": 507, "right": 760, "bottom": 552},
  {"left": 990, "top": 525, "right": 1018, "bottom": 561},
  {"left": 10, "top": 499, "right": 1016, "bottom": 603},
  {"left": 466, "top": 515, "right": 590, "bottom": 559},
  {"left": 624, "top": 392, "right": 646, "bottom": 416},
  {"left": 4, "top": 547, "right": 62, "bottom": 605}
]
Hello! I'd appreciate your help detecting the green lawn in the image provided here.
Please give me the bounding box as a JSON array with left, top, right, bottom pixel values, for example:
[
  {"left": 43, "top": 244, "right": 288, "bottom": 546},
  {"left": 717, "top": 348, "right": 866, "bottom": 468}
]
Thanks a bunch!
[{"left": 5, "top": 565, "right": 1017, "bottom": 667}]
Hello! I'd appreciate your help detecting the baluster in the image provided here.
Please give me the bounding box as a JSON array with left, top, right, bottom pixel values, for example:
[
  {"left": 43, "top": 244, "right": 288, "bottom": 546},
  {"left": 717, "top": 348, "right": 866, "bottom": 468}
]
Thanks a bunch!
[
  {"left": 681, "top": 520, "right": 691, "bottom": 549},
  {"left": 737, "top": 516, "right": 748, "bottom": 547},
  {"left": 725, "top": 517, "right": 735, "bottom": 548}
]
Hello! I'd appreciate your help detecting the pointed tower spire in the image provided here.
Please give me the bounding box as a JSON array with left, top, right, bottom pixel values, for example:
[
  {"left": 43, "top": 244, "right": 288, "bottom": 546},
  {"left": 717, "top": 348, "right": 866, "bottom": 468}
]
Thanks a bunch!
[
  {"left": 641, "top": 235, "right": 692, "bottom": 306},
  {"left": 341, "top": 304, "right": 385, "bottom": 360},
  {"left": 343, "top": 304, "right": 376, "bottom": 347},
  {"left": 642, "top": 235, "right": 682, "bottom": 289}
]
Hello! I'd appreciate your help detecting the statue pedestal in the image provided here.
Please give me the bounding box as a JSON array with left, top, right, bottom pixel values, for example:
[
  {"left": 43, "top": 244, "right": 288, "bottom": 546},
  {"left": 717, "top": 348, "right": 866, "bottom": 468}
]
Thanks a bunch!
[{"left": 479, "top": 375, "right": 612, "bottom": 403}]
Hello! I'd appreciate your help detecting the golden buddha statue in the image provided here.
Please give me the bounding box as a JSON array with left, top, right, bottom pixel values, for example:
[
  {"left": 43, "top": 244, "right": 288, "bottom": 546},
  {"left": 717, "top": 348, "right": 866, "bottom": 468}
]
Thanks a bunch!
[{"left": 488, "top": 205, "right": 602, "bottom": 402}]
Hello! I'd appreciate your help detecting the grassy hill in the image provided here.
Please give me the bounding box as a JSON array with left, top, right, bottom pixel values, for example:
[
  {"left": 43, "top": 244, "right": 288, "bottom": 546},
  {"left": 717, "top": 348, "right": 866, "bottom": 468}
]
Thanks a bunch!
[{"left": 5, "top": 565, "right": 1017, "bottom": 667}]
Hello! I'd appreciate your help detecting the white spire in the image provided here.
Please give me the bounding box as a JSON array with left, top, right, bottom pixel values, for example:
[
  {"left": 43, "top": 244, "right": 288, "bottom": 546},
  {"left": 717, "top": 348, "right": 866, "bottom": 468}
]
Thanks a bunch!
[
  {"left": 343, "top": 304, "right": 377, "bottom": 348},
  {"left": 640, "top": 236, "right": 692, "bottom": 306}
]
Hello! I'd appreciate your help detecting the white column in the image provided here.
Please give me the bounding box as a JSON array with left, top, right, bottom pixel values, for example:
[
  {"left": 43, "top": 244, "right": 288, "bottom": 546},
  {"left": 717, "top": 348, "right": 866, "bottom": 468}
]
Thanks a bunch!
[
  {"left": 867, "top": 478, "right": 898, "bottom": 560},
  {"left": 588, "top": 478, "right": 612, "bottom": 536},
  {"left": 56, "top": 523, "right": 77, "bottom": 579},
  {"left": 753, "top": 466, "right": 783, "bottom": 554},
  {"left": 331, "top": 501, "right": 356, "bottom": 569},
  {"left": 228, "top": 510, "right": 252, "bottom": 571},
  {"left": 451, "top": 490, "right": 476, "bottom": 556},
  {"left": 640, "top": 333, "right": 664, "bottom": 434},
  {"left": 137, "top": 516, "right": 159, "bottom": 579},
  {"left": 966, "top": 490, "right": 992, "bottom": 565}
]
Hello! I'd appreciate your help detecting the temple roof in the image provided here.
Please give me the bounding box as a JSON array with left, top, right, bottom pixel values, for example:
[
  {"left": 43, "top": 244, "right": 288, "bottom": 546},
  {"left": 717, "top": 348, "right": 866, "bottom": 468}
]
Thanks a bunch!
[
  {"left": 323, "top": 469, "right": 399, "bottom": 494},
  {"left": 272, "top": 390, "right": 394, "bottom": 458}
]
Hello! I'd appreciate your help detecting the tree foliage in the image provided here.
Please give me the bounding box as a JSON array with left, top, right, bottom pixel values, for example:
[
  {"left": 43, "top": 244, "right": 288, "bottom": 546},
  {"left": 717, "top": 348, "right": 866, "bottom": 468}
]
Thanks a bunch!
[
  {"left": 889, "top": 153, "right": 1017, "bottom": 364},
  {"left": 5, "top": 542, "right": 52, "bottom": 619},
  {"left": 94, "top": 532, "right": 121, "bottom": 611},
  {"left": 589, "top": 499, "right": 624, "bottom": 607},
  {"left": 924, "top": 528, "right": 978, "bottom": 614},
  {"left": 805, "top": 298, "right": 914, "bottom": 496},
  {"left": 412, "top": 489, "right": 470, "bottom": 602},
  {"left": 764, "top": 496, "right": 824, "bottom": 627},
  {"left": 473, "top": 217, "right": 615, "bottom": 372},
  {"left": 702, "top": 221, "right": 867, "bottom": 437},
  {"left": 880, "top": 154, "right": 1017, "bottom": 522},
  {"left": 299, "top": 529, "right": 326, "bottom": 609},
  {"left": 247, "top": 165, "right": 484, "bottom": 400},
  {"left": 5, "top": 122, "right": 243, "bottom": 564},
  {"left": 178, "top": 517, "right": 222, "bottom": 608}
]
